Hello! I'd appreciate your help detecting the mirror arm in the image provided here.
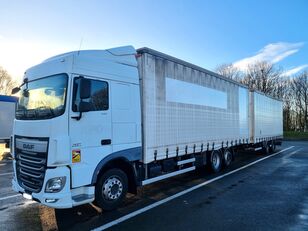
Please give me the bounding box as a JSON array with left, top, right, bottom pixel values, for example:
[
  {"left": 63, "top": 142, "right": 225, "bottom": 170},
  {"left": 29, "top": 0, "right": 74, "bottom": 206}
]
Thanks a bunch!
[{"left": 71, "top": 112, "right": 83, "bottom": 121}]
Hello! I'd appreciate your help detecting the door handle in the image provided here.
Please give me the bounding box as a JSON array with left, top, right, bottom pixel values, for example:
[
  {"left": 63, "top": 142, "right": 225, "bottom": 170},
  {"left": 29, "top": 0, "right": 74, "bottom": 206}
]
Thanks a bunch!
[{"left": 101, "top": 139, "right": 111, "bottom": 145}]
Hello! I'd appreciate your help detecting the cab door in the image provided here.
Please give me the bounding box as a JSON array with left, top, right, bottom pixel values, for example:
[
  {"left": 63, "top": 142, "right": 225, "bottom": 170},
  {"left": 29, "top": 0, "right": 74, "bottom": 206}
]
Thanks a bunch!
[{"left": 69, "top": 75, "right": 112, "bottom": 188}]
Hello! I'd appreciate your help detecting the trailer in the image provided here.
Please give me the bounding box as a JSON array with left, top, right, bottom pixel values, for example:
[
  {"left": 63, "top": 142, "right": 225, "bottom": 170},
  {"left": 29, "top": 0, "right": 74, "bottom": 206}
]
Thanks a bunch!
[
  {"left": 11, "top": 46, "right": 283, "bottom": 210},
  {"left": 0, "top": 95, "right": 17, "bottom": 145},
  {"left": 249, "top": 91, "right": 283, "bottom": 149}
]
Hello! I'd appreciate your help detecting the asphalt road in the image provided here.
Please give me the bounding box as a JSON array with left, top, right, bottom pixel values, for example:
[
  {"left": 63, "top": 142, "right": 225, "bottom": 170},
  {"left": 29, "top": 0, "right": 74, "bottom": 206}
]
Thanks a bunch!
[{"left": 0, "top": 141, "right": 308, "bottom": 231}]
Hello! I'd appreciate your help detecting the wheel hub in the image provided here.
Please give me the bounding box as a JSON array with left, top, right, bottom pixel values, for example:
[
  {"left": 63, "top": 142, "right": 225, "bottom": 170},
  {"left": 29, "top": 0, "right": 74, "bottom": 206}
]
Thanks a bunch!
[
  {"left": 102, "top": 176, "right": 123, "bottom": 200},
  {"left": 224, "top": 150, "right": 232, "bottom": 164},
  {"left": 212, "top": 152, "right": 220, "bottom": 168}
]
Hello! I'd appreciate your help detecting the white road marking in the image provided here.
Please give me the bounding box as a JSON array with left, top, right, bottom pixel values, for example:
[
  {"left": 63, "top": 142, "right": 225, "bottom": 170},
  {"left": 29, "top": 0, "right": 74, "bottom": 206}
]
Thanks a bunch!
[
  {"left": 0, "top": 200, "right": 36, "bottom": 210},
  {"left": 0, "top": 172, "right": 14, "bottom": 176},
  {"left": 283, "top": 149, "right": 301, "bottom": 158},
  {"left": 0, "top": 163, "right": 7, "bottom": 166},
  {"left": 0, "top": 194, "right": 21, "bottom": 201},
  {"left": 92, "top": 146, "right": 295, "bottom": 231}
]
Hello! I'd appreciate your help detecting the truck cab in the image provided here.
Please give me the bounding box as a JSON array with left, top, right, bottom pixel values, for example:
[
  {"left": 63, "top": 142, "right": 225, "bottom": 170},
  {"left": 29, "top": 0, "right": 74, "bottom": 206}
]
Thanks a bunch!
[{"left": 11, "top": 46, "right": 142, "bottom": 209}]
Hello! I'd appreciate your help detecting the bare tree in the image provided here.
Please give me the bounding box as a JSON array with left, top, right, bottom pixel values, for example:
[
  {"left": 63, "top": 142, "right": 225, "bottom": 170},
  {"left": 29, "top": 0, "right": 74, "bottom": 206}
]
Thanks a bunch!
[
  {"left": 291, "top": 71, "right": 308, "bottom": 131},
  {"left": 215, "top": 63, "right": 242, "bottom": 81},
  {"left": 281, "top": 78, "right": 295, "bottom": 131},
  {"left": 241, "top": 61, "right": 282, "bottom": 97},
  {"left": 216, "top": 61, "right": 283, "bottom": 98},
  {"left": 215, "top": 61, "right": 308, "bottom": 132},
  {"left": 0, "top": 66, "right": 16, "bottom": 95}
]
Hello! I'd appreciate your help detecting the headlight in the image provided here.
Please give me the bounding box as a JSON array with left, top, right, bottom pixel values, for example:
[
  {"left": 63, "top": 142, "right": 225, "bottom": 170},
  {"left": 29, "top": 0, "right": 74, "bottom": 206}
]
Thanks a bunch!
[{"left": 45, "top": 177, "right": 66, "bottom": 193}]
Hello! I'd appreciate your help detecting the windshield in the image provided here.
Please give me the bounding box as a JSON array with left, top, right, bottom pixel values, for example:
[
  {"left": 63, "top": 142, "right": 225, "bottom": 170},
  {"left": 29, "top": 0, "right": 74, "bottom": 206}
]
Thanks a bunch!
[{"left": 16, "top": 74, "right": 68, "bottom": 120}]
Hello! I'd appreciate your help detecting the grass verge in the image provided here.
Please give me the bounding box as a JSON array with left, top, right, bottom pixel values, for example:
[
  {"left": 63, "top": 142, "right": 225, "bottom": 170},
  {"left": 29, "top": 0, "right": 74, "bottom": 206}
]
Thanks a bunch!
[{"left": 284, "top": 131, "right": 308, "bottom": 140}]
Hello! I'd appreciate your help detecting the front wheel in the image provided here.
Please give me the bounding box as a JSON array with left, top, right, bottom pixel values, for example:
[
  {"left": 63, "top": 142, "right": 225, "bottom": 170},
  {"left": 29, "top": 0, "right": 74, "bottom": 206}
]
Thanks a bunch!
[{"left": 95, "top": 168, "right": 128, "bottom": 211}]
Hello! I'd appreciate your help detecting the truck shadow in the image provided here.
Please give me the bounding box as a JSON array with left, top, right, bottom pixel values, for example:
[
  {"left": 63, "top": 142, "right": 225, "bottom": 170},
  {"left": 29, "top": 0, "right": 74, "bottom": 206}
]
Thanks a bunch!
[{"left": 54, "top": 204, "right": 101, "bottom": 230}]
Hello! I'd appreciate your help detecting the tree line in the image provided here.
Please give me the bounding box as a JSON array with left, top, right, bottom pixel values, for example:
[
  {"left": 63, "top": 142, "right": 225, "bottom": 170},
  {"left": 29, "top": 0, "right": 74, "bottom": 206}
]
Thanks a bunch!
[{"left": 216, "top": 62, "right": 308, "bottom": 132}]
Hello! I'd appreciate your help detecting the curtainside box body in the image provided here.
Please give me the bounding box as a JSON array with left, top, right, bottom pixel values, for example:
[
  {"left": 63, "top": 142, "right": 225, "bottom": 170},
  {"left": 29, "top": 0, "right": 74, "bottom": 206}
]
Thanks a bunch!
[
  {"left": 137, "top": 48, "right": 250, "bottom": 164},
  {"left": 249, "top": 91, "right": 283, "bottom": 143}
]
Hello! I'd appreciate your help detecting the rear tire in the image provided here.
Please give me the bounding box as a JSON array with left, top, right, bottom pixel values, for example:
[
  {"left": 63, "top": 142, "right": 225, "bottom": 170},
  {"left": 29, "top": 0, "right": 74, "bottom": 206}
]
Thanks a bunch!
[
  {"left": 223, "top": 148, "right": 233, "bottom": 167},
  {"left": 269, "top": 140, "right": 276, "bottom": 153},
  {"left": 95, "top": 168, "right": 128, "bottom": 211},
  {"left": 262, "top": 142, "right": 270, "bottom": 155},
  {"left": 208, "top": 150, "right": 222, "bottom": 173}
]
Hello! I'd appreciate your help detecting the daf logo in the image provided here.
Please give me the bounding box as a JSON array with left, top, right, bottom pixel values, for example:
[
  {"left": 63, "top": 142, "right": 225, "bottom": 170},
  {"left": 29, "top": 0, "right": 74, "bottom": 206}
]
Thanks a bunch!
[{"left": 23, "top": 144, "right": 34, "bottom": 150}]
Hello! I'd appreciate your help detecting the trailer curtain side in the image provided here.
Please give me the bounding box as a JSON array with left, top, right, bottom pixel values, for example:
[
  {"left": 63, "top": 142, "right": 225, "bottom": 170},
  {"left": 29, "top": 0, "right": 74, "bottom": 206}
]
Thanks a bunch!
[
  {"left": 138, "top": 50, "right": 250, "bottom": 164},
  {"left": 250, "top": 91, "right": 283, "bottom": 143}
]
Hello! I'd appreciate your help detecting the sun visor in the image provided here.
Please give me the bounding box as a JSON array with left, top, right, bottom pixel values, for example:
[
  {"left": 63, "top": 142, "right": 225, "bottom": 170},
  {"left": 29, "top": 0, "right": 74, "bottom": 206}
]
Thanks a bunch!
[{"left": 106, "top": 46, "right": 136, "bottom": 56}]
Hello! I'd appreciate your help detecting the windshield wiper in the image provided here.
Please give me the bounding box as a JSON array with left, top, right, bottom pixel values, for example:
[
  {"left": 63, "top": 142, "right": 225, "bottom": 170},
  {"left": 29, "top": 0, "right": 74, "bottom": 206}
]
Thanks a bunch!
[
  {"left": 16, "top": 109, "right": 36, "bottom": 119},
  {"left": 16, "top": 109, "right": 26, "bottom": 118},
  {"left": 36, "top": 106, "right": 55, "bottom": 118},
  {"left": 25, "top": 109, "right": 37, "bottom": 119},
  {"left": 16, "top": 107, "right": 57, "bottom": 120}
]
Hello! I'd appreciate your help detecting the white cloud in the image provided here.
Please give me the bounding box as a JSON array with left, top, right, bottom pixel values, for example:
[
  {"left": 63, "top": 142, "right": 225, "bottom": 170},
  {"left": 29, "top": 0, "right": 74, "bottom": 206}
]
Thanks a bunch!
[
  {"left": 233, "top": 42, "right": 304, "bottom": 71},
  {"left": 282, "top": 64, "right": 308, "bottom": 77}
]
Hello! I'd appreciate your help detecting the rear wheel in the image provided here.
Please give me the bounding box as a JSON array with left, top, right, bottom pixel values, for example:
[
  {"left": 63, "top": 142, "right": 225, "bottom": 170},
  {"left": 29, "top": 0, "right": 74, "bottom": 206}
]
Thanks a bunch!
[
  {"left": 208, "top": 150, "right": 222, "bottom": 173},
  {"left": 223, "top": 148, "right": 233, "bottom": 167},
  {"left": 269, "top": 140, "right": 276, "bottom": 153},
  {"left": 95, "top": 168, "right": 128, "bottom": 211},
  {"left": 262, "top": 142, "right": 270, "bottom": 155}
]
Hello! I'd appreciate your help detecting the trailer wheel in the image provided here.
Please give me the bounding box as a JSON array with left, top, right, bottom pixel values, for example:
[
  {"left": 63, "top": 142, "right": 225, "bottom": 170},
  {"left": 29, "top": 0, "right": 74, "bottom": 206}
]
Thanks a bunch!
[
  {"left": 95, "top": 168, "right": 128, "bottom": 211},
  {"left": 269, "top": 140, "right": 276, "bottom": 153},
  {"left": 262, "top": 142, "right": 270, "bottom": 155},
  {"left": 223, "top": 148, "right": 233, "bottom": 167},
  {"left": 208, "top": 150, "right": 222, "bottom": 173}
]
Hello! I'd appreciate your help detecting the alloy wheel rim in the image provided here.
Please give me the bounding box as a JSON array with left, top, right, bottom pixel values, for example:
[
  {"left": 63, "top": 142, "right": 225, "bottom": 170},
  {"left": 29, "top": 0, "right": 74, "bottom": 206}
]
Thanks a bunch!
[
  {"left": 212, "top": 152, "right": 220, "bottom": 169},
  {"left": 102, "top": 176, "right": 123, "bottom": 200},
  {"left": 224, "top": 150, "right": 232, "bottom": 165}
]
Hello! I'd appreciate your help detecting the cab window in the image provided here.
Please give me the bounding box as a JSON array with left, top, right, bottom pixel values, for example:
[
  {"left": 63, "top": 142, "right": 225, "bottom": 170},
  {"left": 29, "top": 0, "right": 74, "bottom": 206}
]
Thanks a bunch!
[{"left": 72, "top": 77, "right": 109, "bottom": 112}]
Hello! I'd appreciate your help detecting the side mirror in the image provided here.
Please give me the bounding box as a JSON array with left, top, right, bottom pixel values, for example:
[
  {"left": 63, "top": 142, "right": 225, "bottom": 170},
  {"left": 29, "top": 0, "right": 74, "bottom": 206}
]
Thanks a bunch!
[
  {"left": 80, "top": 79, "right": 91, "bottom": 99},
  {"left": 71, "top": 78, "right": 92, "bottom": 121},
  {"left": 79, "top": 101, "right": 92, "bottom": 112},
  {"left": 11, "top": 87, "right": 21, "bottom": 95}
]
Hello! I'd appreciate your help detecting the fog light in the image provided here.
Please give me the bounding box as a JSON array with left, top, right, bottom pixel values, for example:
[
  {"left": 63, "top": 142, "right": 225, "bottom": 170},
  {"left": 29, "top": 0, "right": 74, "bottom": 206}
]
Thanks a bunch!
[
  {"left": 23, "top": 193, "right": 32, "bottom": 200},
  {"left": 45, "top": 177, "right": 66, "bottom": 193},
  {"left": 45, "top": 198, "right": 58, "bottom": 203}
]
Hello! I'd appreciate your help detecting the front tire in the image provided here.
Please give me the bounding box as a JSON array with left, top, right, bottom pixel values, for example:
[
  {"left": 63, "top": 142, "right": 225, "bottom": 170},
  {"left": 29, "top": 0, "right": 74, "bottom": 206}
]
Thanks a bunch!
[{"left": 95, "top": 168, "right": 128, "bottom": 211}]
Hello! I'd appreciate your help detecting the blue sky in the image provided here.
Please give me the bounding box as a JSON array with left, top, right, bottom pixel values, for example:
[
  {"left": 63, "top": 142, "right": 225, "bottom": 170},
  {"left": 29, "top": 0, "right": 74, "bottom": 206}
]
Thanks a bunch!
[{"left": 0, "top": 0, "right": 307, "bottom": 81}]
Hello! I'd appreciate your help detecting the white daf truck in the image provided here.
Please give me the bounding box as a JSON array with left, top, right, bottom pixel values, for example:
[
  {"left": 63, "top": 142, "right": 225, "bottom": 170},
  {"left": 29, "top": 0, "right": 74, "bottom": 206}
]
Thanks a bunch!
[{"left": 11, "top": 46, "right": 283, "bottom": 210}]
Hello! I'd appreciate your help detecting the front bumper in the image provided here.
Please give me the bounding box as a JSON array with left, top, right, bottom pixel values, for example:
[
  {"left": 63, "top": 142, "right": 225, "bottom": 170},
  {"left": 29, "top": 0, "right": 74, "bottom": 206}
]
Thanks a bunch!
[{"left": 12, "top": 162, "right": 94, "bottom": 209}]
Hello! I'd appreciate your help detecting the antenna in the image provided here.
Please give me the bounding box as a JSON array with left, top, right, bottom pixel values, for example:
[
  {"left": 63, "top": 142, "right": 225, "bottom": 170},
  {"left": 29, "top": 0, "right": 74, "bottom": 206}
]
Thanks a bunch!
[{"left": 77, "top": 38, "right": 83, "bottom": 55}]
